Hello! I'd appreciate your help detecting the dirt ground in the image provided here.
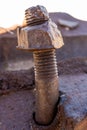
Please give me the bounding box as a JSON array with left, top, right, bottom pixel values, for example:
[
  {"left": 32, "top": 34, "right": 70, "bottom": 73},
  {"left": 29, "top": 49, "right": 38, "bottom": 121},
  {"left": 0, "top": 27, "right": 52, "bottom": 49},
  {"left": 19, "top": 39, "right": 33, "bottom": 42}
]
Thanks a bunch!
[{"left": 0, "top": 57, "right": 87, "bottom": 130}]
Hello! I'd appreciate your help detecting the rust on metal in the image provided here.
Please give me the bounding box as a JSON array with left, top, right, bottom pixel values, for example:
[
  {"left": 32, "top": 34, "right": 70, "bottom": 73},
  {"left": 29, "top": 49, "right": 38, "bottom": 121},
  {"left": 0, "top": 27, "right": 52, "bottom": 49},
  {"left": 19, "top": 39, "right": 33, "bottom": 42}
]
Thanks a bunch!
[
  {"left": 25, "top": 5, "right": 49, "bottom": 26},
  {"left": 17, "top": 5, "right": 64, "bottom": 125},
  {"left": 33, "top": 49, "right": 59, "bottom": 124},
  {"left": 17, "top": 5, "right": 64, "bottom": 51}
]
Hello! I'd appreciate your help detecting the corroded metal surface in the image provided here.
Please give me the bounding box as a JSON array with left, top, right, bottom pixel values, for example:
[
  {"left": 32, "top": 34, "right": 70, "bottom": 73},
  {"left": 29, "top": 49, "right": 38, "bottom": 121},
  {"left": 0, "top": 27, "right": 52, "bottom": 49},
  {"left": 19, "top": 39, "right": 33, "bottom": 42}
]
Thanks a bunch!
[
  {"left": 17, "top": 5, "right": 64, "bottom": 125},
  {"left": 33, "top": 49, "right": 59, "bottom": 124},
  {"left": 25, "top": 5, "right": 49, "bottom": 26},
  {"left": 17, "top": 6, "right": 64, "bottom": 51}
]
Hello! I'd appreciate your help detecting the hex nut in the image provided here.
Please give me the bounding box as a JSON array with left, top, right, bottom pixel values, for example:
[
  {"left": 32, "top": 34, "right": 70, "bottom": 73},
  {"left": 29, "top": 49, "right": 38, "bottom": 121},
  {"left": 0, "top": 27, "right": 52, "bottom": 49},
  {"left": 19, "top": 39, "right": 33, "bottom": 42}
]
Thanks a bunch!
[{"left": 17, "top": 20, "right": 64, "bottom": 51}]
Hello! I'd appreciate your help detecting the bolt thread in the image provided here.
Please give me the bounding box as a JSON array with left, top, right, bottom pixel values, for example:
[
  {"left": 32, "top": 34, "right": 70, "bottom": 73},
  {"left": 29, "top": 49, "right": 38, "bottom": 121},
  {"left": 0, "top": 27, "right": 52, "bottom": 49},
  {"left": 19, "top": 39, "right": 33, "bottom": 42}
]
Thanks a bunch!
[
  {"left": 25, "top": 6, "right": 49, "bottom": 26},
  {"left": 33, "top": 49, "right": 59, "bottom": 125},
  {"left": 25, "top": 9, "right": 48, "bottom": 26},
  {"left": 33, "top": 49, "right": 58, "bottom": 80}
]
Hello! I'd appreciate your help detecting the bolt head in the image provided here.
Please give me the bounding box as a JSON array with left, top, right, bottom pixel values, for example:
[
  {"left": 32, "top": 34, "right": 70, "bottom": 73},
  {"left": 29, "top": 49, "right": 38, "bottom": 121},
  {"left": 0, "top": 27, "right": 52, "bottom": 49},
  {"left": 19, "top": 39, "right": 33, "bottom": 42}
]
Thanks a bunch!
[{"left": 17, "top": 20, "right": 64, "bottom": 51}]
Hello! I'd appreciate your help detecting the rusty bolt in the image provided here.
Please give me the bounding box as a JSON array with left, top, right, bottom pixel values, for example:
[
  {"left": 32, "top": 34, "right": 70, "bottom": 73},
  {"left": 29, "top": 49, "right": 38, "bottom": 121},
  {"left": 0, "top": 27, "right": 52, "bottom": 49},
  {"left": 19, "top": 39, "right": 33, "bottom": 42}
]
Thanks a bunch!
[{"left": 17, "top": 5, "right": 64, "bottom": 125}]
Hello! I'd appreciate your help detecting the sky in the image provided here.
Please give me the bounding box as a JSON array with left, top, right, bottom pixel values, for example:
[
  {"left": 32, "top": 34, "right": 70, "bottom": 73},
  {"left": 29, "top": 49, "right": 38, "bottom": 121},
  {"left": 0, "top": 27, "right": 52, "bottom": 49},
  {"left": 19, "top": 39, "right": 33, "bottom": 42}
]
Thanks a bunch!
[{"left": 0, "top": 0, "right": 87, "bottom": 28}]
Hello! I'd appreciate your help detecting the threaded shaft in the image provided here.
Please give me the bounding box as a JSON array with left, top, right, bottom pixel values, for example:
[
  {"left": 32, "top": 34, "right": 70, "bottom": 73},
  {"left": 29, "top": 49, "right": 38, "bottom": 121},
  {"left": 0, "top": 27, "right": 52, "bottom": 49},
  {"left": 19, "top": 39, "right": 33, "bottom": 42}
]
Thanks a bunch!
[
  {"left": 33, "top": 49, "right": 59, "bottom": 125},
  {"left": 25, "top": 10, "right": 47, "bottom": 26},
  {"left": 34, "top": 49, "right": 58, "bottom": 79},
  {"left": 25, "top": 5, "right": 49, "bottom": 26}
]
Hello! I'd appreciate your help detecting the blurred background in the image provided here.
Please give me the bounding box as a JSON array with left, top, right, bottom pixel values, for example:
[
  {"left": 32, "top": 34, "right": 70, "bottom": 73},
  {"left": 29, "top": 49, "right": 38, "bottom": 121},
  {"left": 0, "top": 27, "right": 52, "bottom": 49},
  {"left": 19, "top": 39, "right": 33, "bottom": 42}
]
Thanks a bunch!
[{"left": 0, "top": 0, "right": 87, "bottom": 28}]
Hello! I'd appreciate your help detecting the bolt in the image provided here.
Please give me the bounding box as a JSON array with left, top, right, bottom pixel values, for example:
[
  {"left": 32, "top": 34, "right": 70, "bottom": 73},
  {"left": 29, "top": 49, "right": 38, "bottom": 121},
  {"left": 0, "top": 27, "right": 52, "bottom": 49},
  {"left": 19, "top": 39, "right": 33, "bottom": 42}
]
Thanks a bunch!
[
  {"left": 33, "top": 49, "right": 59, "bottom": 125},
  {"left": 17, "top": 5, "right": 64, "bottom": 125}
]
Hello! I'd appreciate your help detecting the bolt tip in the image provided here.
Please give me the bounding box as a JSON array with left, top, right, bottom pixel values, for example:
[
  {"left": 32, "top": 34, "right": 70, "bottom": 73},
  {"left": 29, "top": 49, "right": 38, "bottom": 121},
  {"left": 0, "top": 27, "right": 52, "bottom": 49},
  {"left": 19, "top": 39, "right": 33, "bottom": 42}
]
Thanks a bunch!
[{"left": 25, "top": 5, "right": 49, "bottom": 26}]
